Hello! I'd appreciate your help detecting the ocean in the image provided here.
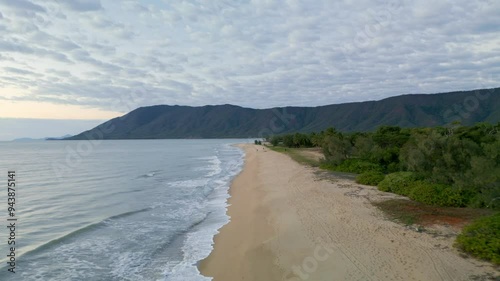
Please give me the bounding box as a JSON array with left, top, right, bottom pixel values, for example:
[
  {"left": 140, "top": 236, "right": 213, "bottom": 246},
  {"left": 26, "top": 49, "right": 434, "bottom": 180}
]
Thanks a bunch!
[{"left": 0, "top": 139, "right": 248, "bottom": 280}]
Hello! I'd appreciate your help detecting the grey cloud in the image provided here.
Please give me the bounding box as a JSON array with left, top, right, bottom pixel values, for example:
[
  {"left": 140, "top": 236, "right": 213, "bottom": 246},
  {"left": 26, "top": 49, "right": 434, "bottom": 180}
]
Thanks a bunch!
[
  {"left": 87, "top": 42, "right": 116, "bottom": 56},
  {"left": 60, "top": 0, "right": 102, "bottom": 12},
  {"left": 46, "top": 68, "right": 72, "bottom": 77},
  {"left": 0, "top": 40, "right": 34, "bottom": 54},
  {"left": 0, "top": 0, "right": 499, "bottom": 111},
  {"left": 41, "top": 50, "right": 72, "bottom": 63},
  {"left": 86, "top": 15, "right": 135, "bottom": 39},
  {"left": 26, "top": 78, "right": 181, "bottom": 111},
  {"left": 0, "top": 75, "right": 35, "bottom": 89},
  {"left": 27, "top": 30, "right": 81, "bottom": 51},
  {"left": 0, "top": 39, "right": 72, "bottom": 63},
  {"left": 163, "top": 79, "right": 193, "bottom": 93},
  {"left": 4, "top": 66, "right": 43, "bottom": 77},
  {"left": 10, "top": 19, "right": 41, "bottom": 33},
  {"left": 71, "top": 49, "right": 121, "bottom": 73},
  {"left": 0, "top": 0, "right": 46, "bottom": 13}
]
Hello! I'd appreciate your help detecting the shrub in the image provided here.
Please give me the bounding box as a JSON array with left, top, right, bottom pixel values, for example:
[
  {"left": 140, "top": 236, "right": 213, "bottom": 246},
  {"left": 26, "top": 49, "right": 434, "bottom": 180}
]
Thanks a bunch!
[
  {"left": 455, "top": 213, "right": 500, "bottom": 264},
  {"left": 377, "top": 172, "right": 420, "bottom": 195},
  {"left": 334, "top": 159, "right": 383, "bottom": 174},
  {"left": 467, "top": 184, "right": 500, "bottom": 209},
  {"left": 356, "top": 171, "right": 385, "bottom": 186},
  {"left": 319, "top": 162, "right": 336, "bottom": 170},
  {"left": 408, "top": 181, "right": 465, "bottom": 207},
  {"left": 386, "top": 162, "right": 401, "bottom": 173}
]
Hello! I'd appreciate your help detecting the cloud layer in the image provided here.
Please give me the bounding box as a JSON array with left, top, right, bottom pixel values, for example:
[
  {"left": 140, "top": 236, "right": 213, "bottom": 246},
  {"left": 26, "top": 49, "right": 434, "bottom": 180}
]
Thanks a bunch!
[{"left": 0, "top": 0, "right": 499, "bottom": 111}]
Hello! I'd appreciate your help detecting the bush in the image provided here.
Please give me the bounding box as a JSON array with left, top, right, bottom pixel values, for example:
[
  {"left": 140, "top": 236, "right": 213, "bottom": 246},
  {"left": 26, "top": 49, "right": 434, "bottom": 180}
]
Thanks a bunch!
[
  {"left": 334, "top": 159, "right": 383, "bottom": 174},
  {"left": 467, "top": 183, "right": 500, "bottom": 209},
  {"left": 356, "top": 171, "right": 385, "bottom": 186},
  {"left": 408, "top": 181, "right": 465, "bottom": 207},
  {"left": 386, "top": 162, "right": 401, "bottom": 173},
  {"left": 455, "top": 213, "right": 500, "bottom": 264},
  {"left": 319, "top": 162, "right": 335, "bottom": 170},
  {"left": 378, "top": 173, "right": 469, "bottom": 207},
  {"left": 377, "top": 172, "right": 420, "bottom": 195}
]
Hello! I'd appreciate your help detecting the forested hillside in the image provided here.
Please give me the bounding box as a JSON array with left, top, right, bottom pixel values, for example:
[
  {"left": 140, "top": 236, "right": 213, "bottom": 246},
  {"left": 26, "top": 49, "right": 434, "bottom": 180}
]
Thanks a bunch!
[{"left": 67, "top": 88, "right": 500, "bottom": 139}]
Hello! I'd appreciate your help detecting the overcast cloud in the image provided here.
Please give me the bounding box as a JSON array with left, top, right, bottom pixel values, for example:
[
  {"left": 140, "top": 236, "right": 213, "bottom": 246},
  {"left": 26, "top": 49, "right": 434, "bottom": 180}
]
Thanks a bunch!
[{"left": 0, "top": 0, "right": 499, "bottom": 112}]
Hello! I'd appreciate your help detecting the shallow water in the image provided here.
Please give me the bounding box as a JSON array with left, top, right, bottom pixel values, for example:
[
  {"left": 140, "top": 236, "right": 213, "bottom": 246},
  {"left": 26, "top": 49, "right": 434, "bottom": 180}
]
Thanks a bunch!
[{"left": 0, "top": 139, "right": 248, "bottom": 280}]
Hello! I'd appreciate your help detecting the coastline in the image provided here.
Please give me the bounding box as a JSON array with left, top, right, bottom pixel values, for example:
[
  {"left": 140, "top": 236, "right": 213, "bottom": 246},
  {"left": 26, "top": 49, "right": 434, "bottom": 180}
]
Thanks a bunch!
[
  {"left": 199, "top": 144, "right": 499, "bottom": 281},
  {"left": 199, "top": 144, "right": 282, "bottom": 280}
]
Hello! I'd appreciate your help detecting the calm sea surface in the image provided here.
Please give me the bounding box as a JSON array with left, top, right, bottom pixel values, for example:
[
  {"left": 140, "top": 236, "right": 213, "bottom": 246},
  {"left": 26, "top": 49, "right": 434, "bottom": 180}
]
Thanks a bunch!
[{"left": 0, "top": 139, "right": 248, "bottom": 280}]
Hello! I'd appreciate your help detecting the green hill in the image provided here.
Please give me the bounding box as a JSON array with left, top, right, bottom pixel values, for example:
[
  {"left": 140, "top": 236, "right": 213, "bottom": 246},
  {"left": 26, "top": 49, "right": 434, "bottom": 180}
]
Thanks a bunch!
[{"left": 67, "top": 87, "right": 500, "bottom": 140}]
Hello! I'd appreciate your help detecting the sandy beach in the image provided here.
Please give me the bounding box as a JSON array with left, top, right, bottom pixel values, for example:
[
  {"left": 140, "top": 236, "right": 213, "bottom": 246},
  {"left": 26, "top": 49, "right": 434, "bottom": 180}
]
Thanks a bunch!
[{"left": 199, "top": 144, "right": 499, "bottom": 281}]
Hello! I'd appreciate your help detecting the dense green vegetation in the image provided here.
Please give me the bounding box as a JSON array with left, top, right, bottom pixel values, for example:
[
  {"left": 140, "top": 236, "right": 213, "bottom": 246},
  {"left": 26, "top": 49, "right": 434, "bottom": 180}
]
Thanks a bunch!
[
  {"left": 377, "top": 172, "right": 421, "bottom": 195},
  {"left": 455, "top": 213, "right": 500, "bottom": 264},
  {"left": 355, "top": 171, "right": 385, "bottom": 186},
  {"left": 269, "top": 123, "right": 500, "bottom": 209}
]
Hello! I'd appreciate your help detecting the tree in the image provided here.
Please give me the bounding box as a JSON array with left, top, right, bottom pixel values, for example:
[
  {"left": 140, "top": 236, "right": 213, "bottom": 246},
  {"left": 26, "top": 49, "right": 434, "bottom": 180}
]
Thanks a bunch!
[
  {"left": 352, "top": 134, "right": 373, "bottom": 159},
  {"left": 322, "top": 133, "right": 353, "bottom": 165},
  {"left": 373, "top": 126, "right": 410, "bottom": 149}
]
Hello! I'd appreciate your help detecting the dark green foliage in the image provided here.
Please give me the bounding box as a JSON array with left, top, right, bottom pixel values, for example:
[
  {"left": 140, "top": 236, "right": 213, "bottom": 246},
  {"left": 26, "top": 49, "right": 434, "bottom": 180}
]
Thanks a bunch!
[
  {"left": 372, "top": 126, "right": 410, "bottom": 149},
  {"left": 455, "top": 213, "right": 500, "bottom": 264},
  {"left": 367, "top": 126, "right": 410, "bottom": 172},
  {"left": 356, "top": 171, "right": 385, "bottom": 186},
  {"left": 270, "top": 136, "right": 281, "bottom": 146},
  {"left": 270, "top": 122, "right": 500, "bottom": 210},
  {"left": 333, "top": 159, "right": 383, "bottom": 174},
  {"left": 293, "top": 133, "right": 313, "bottom": 147},
  {"left": 468, "top": 182, "right": 500, "bottom": 209},
  {"left": 269, "top": 133, "right": 314, "bottom": 148},
  {"left": 254, "top": 140, "right": 262, "bottom": 145},
  {"left": 378, "top": 175, "right": 469, "bottom": 207},
  {"left": 408, "top": 181, "right": 466, "bottom": 207},
  {"left": 322, "top": 133, "right": 353, "bottom": 165},
  {"left": 377, "top": 172, "right": 421, "bottom": 195},
  {"left": 399, "top": 123, "right": 500, "bottom": 208},
  {"left": 282, "top": 134, "right": 295, "bottom": 147},
  {"left": 352, "top": 133, "right": 375, "bottom": 159},
  {"left": 318, "top": 162, "right": 336, "bottom": 171}
]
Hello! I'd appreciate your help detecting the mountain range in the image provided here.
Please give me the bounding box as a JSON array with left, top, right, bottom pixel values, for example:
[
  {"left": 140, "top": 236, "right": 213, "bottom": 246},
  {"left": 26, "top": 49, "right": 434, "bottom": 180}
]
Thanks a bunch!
[
  {"left": 67, "top": 87, "right": 500, "bottom": 140},
  {"left": 14, "top": 134, "right": 73, "bottom": 142}
]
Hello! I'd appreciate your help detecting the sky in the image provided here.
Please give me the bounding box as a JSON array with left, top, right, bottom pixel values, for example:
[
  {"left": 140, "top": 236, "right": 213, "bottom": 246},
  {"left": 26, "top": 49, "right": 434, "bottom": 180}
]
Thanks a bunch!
[{"left": 0, "top": 0, "right": 499, "bottom": 140}]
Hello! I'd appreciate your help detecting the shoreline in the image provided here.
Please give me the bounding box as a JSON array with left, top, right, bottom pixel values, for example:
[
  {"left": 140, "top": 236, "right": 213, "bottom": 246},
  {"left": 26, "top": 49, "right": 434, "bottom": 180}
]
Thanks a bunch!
[
  {"left": 199, "top": 144, "right": 499, "bottom": 281},
  {"left": 199, "top": 144, "right": 282, "bottom": 280}
]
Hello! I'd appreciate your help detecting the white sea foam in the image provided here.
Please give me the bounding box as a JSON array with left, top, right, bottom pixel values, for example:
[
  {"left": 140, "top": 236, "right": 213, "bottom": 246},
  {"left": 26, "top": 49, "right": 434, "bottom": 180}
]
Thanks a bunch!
[
  {"left": 0, "top": 140, "right": 247, "bottom": 281},
  {"left": 161, "top": 144, "right": 244, "bottom": 281}
]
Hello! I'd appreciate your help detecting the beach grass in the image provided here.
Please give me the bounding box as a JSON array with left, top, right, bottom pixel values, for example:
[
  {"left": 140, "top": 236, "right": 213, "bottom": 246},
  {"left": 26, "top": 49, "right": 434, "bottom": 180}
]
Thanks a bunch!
[{"left": 267, "top": 146, "right": 321, "bottom": 167}]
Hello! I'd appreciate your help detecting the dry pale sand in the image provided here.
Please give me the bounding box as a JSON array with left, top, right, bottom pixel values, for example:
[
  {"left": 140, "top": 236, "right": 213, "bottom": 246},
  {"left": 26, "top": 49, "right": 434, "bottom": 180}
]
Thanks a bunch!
[{"left": 199, "top": 144, "right": 499, "bottom": 281}]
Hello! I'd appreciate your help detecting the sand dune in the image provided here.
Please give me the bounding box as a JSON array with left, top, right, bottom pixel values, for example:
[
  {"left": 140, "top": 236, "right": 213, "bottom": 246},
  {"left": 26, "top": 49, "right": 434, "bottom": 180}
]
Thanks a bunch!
[{"left": 200, "top": 144, "right": 499, "bottom": 281}]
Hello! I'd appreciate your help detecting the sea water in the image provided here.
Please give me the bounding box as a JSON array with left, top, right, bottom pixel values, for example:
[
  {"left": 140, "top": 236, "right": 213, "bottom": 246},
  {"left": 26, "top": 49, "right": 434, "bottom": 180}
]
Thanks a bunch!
[{"left": 0, "top": 139, "right": 248, "bottom": 280}]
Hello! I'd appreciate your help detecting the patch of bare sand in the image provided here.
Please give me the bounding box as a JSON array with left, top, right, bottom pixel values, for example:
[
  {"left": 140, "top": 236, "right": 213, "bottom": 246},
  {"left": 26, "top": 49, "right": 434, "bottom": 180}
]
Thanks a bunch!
[{"left": 200, "top": 144, "right": 499, "bottom": 281}]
